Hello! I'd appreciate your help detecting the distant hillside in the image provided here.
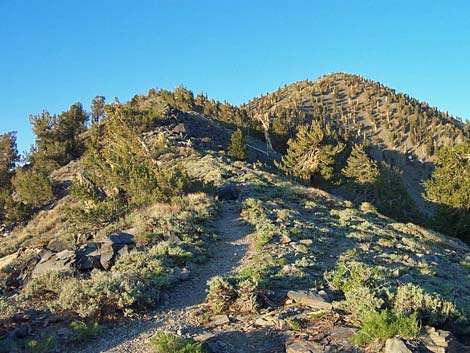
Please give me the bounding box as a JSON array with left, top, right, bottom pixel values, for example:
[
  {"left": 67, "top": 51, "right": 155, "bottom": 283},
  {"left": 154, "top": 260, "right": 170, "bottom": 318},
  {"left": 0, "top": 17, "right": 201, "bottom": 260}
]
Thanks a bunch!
[
  {"left": 240, "top": 73, "right": 470, "bottom": 216},
  {"left": 243, "top": 72, "right": 468, "bottom": 159}
]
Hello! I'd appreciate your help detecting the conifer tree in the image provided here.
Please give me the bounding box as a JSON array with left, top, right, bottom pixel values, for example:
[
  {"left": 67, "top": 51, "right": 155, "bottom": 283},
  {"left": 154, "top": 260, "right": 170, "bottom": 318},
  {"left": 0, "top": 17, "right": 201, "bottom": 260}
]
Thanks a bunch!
[
  {"left": 424, "top": 142, "right": 470, "bottom": 240},
  {"left": 279, "top": 121, "right": 344, "bottom": 184},
  {"left": 228, "top": 128, "right": 247, "bottom": 160},
  {"left": 342, "top": 144, "right": 379, "bottom": 185}
]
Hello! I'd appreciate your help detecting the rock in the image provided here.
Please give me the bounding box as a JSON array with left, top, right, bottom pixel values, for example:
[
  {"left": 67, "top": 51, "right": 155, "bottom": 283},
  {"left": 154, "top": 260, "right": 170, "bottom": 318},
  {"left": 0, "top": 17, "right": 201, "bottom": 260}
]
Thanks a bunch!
[
  {"left": 76, "top": 242, "right": 102, "bottom": 271},
  {"left": 103, "top": 232, "right": 135, "bottom": 246},
  {"left": 46, "top": 239, "right": 69, "bottom": 252},
  {"left": 328, "top": 326, "right": 356, "bottom": 341},
  {"left": 255, "top": 317, "right": 272, "bottom": 327},
  {"left": 215, "top": 184, "right": 240, "bottom": 201},
  {"left": 100, "top": 232, "right": 135, "bottom": 270},
  {"left": 291, "top": 242, "right": 310, "bottom": 254},
  {"left": 399, "top": 274, "right": 414, "bottom": 283},
  {"left": 208, "top": 314, "right": 230, "bottom": 327},
  {"left": 32, "top": 250, "right": 76, "bottom": 278},
  {"left": 299, "top": 239, "right": 313, "bottom": 246},
  {"left": 421, "top": 327, "right": 463, "bottom": 353},
  {"left": 385, "top": 338, "right": 412, "bottom": 353},
  {"left": 57, "top": 327, "right": 71, "bottom": 337},
  {"left": 285, "top": 338, "right": 324, "bottom": 353},
  {"left": 287, "top": 290, "right": 332, "bottom": 310},
  {"left": 100, "top": 244, "right": 115, "bottom": 270}
]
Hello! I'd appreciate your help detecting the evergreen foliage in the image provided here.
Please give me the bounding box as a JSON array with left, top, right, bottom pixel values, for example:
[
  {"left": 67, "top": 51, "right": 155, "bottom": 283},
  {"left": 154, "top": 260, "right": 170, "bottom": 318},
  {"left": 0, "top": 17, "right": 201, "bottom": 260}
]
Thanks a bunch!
[
  {"left": 29, "top": 103, "right": 88, "bottom": 170},
  {"left": 12, "top": 167, "right": 55, "bottom": 208},
  {"left": 425, "top": 142, "right": 470, "bottom": 240},
  {"left": 342, "top": 144, "right": 379, "bottom": 185},
  {"left": 228, "top": 128, "right": 247, "bottom": 160},
  {"left": 0, "top": 132, "right": 19, "bottom": 223},
  {"left": 69, "top": 104, "right": 190, "bottom": 226},
  {"left": 279, "top": 121, "right": 344, "bottom": 185}
]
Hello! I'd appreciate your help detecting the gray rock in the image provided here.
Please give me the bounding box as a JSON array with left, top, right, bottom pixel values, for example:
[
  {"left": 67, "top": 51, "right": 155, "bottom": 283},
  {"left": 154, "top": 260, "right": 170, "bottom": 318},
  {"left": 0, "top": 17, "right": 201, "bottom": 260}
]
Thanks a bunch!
[
  {"left": 285, "top": 339, "right": 324, "bottom": 353},
  {"left": 32, "top": 250, "right": 76, "bottom": 278},
  {"left": 76, "top": 242, "right": 102, "bottom": 271},
  {"left": 103, "top": 232, "right": 135, "bottom": 246},
  {"left": 215, "top": 184, "right": 240, "bottom": 201},
  {"left": 287, "top": 290, "right": 332, "bottom": 310},
  {"left": 385, "top": 338, "right": 412, "bottom": 353},
  {"left": 208, "top": 314, "right": 230, "bottom": 327},
  {"left": 100, "top": 243, "right": 116, "bottom": 270},
  {"left": 46, "top": 239, "right": 69, "bottom": 252}
]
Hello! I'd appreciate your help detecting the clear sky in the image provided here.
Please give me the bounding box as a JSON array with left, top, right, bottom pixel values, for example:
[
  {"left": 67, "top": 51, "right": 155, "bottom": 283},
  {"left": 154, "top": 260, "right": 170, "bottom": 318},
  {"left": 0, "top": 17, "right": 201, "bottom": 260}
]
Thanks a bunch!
[{"left": 1, "top": 0, "right": 469, "bottom": 154}]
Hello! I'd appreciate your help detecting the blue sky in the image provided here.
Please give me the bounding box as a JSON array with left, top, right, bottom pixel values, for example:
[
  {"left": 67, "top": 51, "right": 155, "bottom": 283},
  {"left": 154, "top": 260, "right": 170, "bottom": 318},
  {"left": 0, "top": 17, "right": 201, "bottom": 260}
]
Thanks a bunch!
[{"left": 1, "top": 0, "right": 469, "bottom": 154}]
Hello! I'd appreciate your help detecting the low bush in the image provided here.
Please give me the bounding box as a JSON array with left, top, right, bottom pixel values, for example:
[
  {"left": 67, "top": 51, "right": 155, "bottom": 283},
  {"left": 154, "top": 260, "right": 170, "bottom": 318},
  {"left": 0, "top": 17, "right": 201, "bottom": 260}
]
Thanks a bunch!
[
  {"left": 69, "top": 321, "right": 99, "bottom": 341},
  {"left": 150, "top": 332, "right": 207, "bottom": 353},
  {"left": 354, "top": 310, "right": 419, "bottom": 346},
  {"left": 394, "top": 283, "right": 457, "bottom": 326}
]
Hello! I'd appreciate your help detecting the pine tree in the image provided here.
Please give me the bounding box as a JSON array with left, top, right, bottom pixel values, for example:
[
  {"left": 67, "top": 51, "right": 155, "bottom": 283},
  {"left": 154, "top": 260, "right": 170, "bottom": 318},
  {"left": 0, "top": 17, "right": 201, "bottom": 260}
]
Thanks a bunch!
[
  {"left": 279, "top": 121, "right": 344, "bottom": 184},
  {"left": 424, "top": 142, "right": 470, "bottom": 240},
  {"left": 342, "top": 144, "right": 379, "bottom": 185},
  {"left": 228, "top": 128, "right": 247, "bottom": 160},
  {"left": 91, "top": 96, "right": 106, "bottom": 124}
]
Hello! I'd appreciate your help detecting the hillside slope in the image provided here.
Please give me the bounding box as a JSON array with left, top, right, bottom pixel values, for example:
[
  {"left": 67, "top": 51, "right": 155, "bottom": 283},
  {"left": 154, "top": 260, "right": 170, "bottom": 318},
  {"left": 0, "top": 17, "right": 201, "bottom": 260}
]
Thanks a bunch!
[
  {"left": 242, "top": 73, "right": 470, "bottom": 216},
  {"left": 1, "top": 110, "right": 469, "bottom": 353}
]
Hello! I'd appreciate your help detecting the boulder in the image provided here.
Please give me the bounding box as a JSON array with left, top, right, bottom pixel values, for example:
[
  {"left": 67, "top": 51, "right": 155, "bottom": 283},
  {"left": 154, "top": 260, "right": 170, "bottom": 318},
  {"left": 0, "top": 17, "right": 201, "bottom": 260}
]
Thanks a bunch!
[
  {"left": 385, "top": 338, "right": 412, "bottom": 353},
  {"left": 76, "top": 242, "right": 102, "bottom": 271},
  {"left": 100, "top": 232, "right": 136, "bottom": 270},
  {"left": 285, "top": 338, "right": 324, "bottom": 353},
  {"left": 215, "top": 184, "right": 240, "bottom": 201},
  {"left": 287, "top": 290, "right": 332, "bottom": 310},
  {"left": 208, "top": 314, "right": 230, "bottom": 327},
  {"left": 32, "top": 249, "right": 76, "bottom": 278},
  {"left": 46, "top": 239, "right": 69, "bottom": 252}
]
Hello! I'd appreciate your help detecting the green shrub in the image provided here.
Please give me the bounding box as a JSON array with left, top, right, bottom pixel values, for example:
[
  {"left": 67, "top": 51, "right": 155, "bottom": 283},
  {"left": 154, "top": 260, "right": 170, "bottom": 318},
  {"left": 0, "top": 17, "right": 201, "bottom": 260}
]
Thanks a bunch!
[
  {"left": 70, "top": 321, "right": 99, "bottom": 341},
  {"left": 354, "top": 310, "right": 419, "bottom": 346},
  {"left": 22, "top": 270, "right": 73, "bottom": 300},
  {"left": 24, "top": 334, "right": 56, "bottom": 353},
  {"left": 335, "top": 286, "right": 384, "bottom": 323},
  {"left": 150, "top": 332, "right": 207, "bottom": 353},
  {"left": 55, "top": 272, "right": 152, "bottom": 318},
  {"left": 12, "top": 167, "right": 54, "bottom": 208},
  {"left": 326, "top": 260, "right": 383, "bottom": 293},
  {"left": 0, "top": 296, "right": 17, "bottom": 320},
  {"left": 393, "top": 283, "right": 457, "bottom": 326},
  {"left": 206, "top": 276, "right": 236, "bottom": 313},
  {"left": 228, "top": 128, "right": 247, "bottom": 161}
]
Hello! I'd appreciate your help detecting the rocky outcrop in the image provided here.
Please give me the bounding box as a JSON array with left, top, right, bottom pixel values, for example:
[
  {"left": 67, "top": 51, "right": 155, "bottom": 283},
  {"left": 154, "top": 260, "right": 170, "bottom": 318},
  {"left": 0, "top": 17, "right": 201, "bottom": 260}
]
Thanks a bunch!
[
  {"left": 215, "top": 184, "right": 240, "bottom": 201},
  {"left": 29, "top": 232, "right": 136, "bottom": 278}
]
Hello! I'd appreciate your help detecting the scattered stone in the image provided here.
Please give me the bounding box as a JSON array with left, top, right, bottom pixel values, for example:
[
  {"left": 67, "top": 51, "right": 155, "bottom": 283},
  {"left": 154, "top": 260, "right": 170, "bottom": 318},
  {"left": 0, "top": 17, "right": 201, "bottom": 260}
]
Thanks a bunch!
[
  {"left": 255, "top": 317, "right": 271, "bottom": 327},
  {"left": 299, "top": 239, "right": 313, "bottom": 246},
  {"left": 208, "top": 314, "right": 230, "bottom": 327},
  {"left": 291, "top": 242, "right": 310, "bottom": 254},
  {"left": 57, "top": 327, "right": 71, "bottom": 337},
  {"left": 215, "top": 184, "right": 240, "bottom": 201},
  {"left": 287, "top": 290, "right": 332, "bottom": 310},
  {"left": 328, "top": 326, "right": 356, "bottom": 341},
  {"left": 385, "top": 338, "right": 412, "bottom": 353},
  {"left": 421, "top": 326, "right": 463, "bottom": 353},
  {"left": 285, "top": 337, "right": 324, "bottom": 353},
  {"left": 46, "top": 238, "right": 69, "bottom": 252}
]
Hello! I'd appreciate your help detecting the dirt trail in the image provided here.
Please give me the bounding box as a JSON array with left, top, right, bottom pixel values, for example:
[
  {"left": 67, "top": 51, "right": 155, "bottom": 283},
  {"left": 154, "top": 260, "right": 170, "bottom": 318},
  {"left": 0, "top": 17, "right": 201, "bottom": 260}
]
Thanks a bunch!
[{"left": 75, "top": 201, "right": 254, "bottom": 353}]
